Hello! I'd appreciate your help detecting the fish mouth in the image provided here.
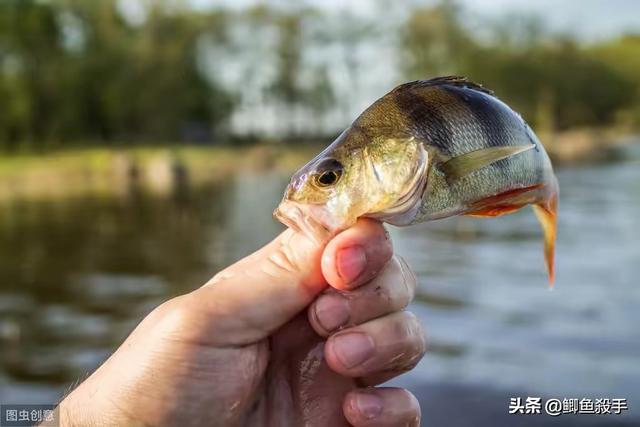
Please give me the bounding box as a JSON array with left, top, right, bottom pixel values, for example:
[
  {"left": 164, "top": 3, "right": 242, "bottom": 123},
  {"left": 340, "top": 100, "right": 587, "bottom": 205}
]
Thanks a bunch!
[{"left": 273, "top": 200, "right": 334, "bottom": 243}]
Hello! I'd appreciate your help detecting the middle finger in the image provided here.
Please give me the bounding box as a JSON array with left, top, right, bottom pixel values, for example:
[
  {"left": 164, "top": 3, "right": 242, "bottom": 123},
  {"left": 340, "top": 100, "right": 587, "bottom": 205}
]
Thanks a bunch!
[
  {"left": 308, "top": 255, "right": 416, "bottom": 337},
  {"left": 324, "top": 310, "right": 427, "bottom": 379}
]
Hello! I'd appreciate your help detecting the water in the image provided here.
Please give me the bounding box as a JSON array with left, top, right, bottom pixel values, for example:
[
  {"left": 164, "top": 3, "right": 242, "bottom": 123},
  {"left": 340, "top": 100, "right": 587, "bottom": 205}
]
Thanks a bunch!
[{"left": 0, "top": 147, "right": 639, "bottom": 425}]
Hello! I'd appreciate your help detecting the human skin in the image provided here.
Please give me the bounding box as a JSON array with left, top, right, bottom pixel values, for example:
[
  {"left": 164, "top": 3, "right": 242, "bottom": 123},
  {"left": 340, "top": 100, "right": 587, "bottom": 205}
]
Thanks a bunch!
[{"left": 58, "top": 219, "right": 426, "bottom": 426}]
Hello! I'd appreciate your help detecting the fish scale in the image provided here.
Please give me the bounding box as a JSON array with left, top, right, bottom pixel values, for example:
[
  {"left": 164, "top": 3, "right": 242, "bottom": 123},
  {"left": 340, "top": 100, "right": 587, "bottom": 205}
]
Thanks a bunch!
[
  {"left": 276, "top": 76, "right": 559, "bottom": 285},
  {"left": 396, "top": 85, "right": 549, "bottom": 219}
]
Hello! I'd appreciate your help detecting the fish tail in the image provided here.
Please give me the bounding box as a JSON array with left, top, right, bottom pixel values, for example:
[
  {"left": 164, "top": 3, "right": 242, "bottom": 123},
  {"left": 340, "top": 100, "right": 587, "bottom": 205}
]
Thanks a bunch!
[{"left": 532, "top": 179, "right": 558, "bottom": 287}]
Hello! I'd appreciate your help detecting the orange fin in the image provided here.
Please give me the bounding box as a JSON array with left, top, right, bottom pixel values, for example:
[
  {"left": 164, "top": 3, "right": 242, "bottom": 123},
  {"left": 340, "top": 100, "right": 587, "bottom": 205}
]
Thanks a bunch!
[
  {"left": 465, "top": 184, "right": 543, "bottom": 217},
  {"left": 466, "top": 204, "right": 524, "bottom": 217},
  {"left": 532, "top": 188, "right": 558, "bottom": 287},
  {"left": 465, "top": 182, "right": 558, "bottom": 286}
]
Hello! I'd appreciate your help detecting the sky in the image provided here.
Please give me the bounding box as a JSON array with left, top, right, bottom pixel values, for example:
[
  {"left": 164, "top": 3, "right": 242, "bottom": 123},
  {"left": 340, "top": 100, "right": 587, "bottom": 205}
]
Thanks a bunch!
[
  {"left": 190, "top": 0, "right": 640, "bottom": 41},
  {"left": 182, "top": 0, "right": 640, "bottom": 136},
  {"left": 461, "top": 0, "right": 640, "bottom": 40}
]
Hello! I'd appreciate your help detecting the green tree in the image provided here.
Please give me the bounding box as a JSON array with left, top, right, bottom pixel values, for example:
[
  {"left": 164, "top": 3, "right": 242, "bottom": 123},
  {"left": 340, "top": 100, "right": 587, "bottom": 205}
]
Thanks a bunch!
[
  {"left": 589, "top": 35, "right": 640, "bottom": 126},
  {"left": 0, "top": 0, "right": 235, "bottom": 148},
  {"left": 401, "top": 2, "right": 637, "bottom": 130},
  {"left": 401, "top": 1, "right": 476, "bottom": 79}
]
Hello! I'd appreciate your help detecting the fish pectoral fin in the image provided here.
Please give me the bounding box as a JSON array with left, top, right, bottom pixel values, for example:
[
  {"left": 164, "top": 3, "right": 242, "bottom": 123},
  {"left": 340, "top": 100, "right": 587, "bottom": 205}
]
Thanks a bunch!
[
  {"left": 464, "top": 184, "right": 544, "bottom": 218},
  {"left": 439, "top": 145, "right": 535, "bottom": 183}
]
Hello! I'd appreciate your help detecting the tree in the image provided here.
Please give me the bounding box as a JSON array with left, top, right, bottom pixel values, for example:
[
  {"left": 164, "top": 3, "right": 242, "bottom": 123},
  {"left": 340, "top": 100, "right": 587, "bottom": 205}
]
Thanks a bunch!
[
  {"left": 401, "top": 1, "right": 476, "bottom": 79},
  {"left": 0, "top": 0, "right": 235, "bottom": 147}
]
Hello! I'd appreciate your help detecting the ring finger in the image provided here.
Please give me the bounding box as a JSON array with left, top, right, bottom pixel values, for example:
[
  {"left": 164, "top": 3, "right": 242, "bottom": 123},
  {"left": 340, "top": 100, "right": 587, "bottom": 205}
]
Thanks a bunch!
[{"left": 324, "top": 311, "right": 427, "bottom": 382}]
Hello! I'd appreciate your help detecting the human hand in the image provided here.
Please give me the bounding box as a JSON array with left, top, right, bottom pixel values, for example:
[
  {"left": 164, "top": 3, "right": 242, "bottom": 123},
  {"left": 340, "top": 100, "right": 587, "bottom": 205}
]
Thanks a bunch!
[{"left": 59, "top": 219, "right": 426, "bottom": 426}]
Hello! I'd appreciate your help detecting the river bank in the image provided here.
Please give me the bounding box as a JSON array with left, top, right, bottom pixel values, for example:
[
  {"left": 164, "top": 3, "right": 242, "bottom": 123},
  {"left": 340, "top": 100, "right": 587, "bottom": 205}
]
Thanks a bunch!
[
  {"left": 0, "top": 134, "right": 637, "bottom": 202},
  {"left": 541, "top": 129, "right": 639, "bottom": 163},
  {"left": 0, "top": 145, "right": 317, "bottom": 202}
]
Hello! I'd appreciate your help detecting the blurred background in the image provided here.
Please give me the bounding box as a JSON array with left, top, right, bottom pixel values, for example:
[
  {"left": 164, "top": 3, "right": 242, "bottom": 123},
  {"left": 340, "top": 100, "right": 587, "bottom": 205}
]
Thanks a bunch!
[{"left": 0, "top": 0, "right": 638, "bottom": 425}]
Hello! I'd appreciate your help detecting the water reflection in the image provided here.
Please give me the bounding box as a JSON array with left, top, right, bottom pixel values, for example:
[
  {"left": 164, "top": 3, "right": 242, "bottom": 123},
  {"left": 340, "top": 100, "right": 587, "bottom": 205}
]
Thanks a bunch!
[{"left": 0, "top": 151, "right": 639, "bottom": 424}]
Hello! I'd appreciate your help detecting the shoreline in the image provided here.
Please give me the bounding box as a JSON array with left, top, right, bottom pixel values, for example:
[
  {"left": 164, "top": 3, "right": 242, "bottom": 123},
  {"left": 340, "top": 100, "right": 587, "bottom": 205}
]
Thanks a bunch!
[
  {"left": 0, "top": 134, "right": 637, "bottom": 202},
  {"left": 541, "top": 130, "right": 639, "bottom": 163},
  {"left": 0, "top": 145, "right": 316, "bottom": 203}
]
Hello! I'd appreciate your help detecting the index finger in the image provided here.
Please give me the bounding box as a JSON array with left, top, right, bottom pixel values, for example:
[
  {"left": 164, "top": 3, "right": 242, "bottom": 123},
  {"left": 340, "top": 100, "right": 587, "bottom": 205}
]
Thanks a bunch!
[{"left": 321, "top": 218, "right": 393, "bottom": 290}]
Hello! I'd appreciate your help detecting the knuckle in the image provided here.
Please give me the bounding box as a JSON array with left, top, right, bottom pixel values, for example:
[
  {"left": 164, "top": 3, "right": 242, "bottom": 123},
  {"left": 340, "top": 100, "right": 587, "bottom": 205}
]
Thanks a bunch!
[
  {"left": 153, "top": 295, "right": 187, "bottom": 319},
  {"left": 371, "top": 256, "right": 415, "bottom": 312},
  {"left": 384, "top": 312, "right": 427, "bottom": 372},
  {"left": 396, "top": 255, "right": 417, "bottom": 300},
  {"left": 400, "top": 390, "right": 422, "bottom": 426},
  {"left": 403, "top": 311, "right": 427, "bottom": 358},
  {"left": 381, "top": 232, "right": 394, "bottom": 261},
  {"left": 399, "top": 388, "right": 420, "bottom": 407},
  {"left": 149, "top": 294, "right": 198, "bottom": 336}
]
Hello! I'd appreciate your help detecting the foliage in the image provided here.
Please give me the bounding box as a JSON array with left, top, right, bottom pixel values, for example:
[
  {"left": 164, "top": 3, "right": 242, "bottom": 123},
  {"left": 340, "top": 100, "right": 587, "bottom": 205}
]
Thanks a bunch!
[
  {"left": 401, "top": 2, "right": 639, "bottom": 131},
  {"left": 0, "top": 0, "right": 638, "bottom": 149},
  {"left": 0, "top": 0, "right": 233, "bottom": 147}
]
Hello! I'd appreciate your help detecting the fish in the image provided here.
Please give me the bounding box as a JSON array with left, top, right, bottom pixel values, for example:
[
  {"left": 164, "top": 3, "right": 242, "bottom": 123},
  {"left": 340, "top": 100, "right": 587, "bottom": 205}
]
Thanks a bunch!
[{"left": 274, "top": 76, "right": 559, "bottom": 285}]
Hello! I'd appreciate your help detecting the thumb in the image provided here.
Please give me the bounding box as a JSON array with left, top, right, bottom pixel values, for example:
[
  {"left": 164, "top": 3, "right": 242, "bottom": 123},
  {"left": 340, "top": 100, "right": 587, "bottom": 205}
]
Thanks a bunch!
[
  {"left": 189, "top": 219, "right": 391, "bottom": 347},
  {"left": 191, "top": 226, "right": 327, "bottom": 346}
]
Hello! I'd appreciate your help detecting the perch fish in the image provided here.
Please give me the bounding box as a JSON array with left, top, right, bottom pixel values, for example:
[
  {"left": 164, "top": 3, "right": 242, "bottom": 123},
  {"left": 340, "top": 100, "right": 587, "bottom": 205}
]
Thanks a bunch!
[{"left": 274, "top": 76, "right": 559, "bottom": 284}]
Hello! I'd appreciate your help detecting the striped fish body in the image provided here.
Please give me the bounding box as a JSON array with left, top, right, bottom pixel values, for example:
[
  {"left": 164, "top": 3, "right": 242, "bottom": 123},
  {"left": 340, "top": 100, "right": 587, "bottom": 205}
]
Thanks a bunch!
[
  {"left": 359, "top": 77, "right": 558, "bottom": 223},
  {"left": 276, "top": 76, "right": 559, "bottom": 284}
]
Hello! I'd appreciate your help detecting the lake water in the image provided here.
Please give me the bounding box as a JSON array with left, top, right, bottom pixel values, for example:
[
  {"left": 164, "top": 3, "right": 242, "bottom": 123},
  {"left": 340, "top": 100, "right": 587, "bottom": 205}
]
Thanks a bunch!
[{"left": 0, "top": 145, "right": 639, "bottom": 426}]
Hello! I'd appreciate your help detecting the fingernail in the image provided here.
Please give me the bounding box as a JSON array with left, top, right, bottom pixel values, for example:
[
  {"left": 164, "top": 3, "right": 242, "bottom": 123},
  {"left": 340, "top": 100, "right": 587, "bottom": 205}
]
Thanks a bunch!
[
  {"left": 314, "top": 294, "right": 350, "bottom": 333},
  {"left": 355, "top": 393, "right": 383, "bottom": 419},
  {"left": 331, "top": 332, "right": 375, "bottom": 369},
  {"left": 337, "top": 246, "right": 367, "bottom": 284}
]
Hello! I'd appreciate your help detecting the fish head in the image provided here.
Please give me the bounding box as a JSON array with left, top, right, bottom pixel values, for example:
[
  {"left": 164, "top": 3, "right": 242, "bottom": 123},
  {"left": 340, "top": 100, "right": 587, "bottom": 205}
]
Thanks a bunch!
[{"left": 275, "top": 126, "right": 427, "bottom": 237}]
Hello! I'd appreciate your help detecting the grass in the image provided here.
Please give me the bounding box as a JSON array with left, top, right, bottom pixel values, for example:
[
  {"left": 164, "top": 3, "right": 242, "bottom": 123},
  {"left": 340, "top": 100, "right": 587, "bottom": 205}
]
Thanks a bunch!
[
  {"left": 0, "top": 148, "right": 113, "bottom": 176},
  {"left": 3, "top": 132, "right": 635, "bottom": 201},
  {"left": 0, "top": 144, "right": 321, "bottom": 202}
]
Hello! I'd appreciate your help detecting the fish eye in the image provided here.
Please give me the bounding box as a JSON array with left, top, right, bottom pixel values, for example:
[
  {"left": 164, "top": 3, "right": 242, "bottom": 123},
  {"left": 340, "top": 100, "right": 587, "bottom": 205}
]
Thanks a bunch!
[
  {"left": 317, "top": 170, "right": 340, "bottom": 186},
  {"left": 313, "top": 159, "right": 343, "bottom": 187}
]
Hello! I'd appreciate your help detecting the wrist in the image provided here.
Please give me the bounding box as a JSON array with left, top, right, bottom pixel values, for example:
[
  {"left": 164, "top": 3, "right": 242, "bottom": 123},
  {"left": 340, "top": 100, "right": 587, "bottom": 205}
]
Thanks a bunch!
[
  {"left": 56, "top": 386, "right": 137, "bottom": 427},
  {"left": 57, "top": 395, "right": 83, "bottom": 427}
]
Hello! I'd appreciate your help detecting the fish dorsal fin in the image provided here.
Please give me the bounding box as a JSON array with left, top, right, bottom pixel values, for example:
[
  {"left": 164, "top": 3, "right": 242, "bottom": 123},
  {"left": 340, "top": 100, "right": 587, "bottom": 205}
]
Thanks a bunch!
[
  {"left": 439, "top": 145, "right": 535, "bottom": 182},
  {"left": 393, "top": 76, "right": 494, "bottom": 96}
]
